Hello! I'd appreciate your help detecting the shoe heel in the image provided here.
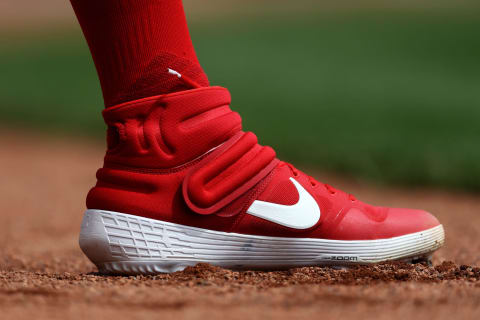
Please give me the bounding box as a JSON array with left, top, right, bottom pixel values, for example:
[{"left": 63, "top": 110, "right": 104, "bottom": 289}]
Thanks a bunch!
[
  {"left": 79, "top": 210, "right": 114, "bottom": 271},
  {"left": 79, "top": 209, "right": 196, "bottom": 274}
]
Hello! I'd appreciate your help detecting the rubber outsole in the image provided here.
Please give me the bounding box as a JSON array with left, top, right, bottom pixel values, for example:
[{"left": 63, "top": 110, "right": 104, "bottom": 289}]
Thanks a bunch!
[{"left": 79, "top": 209, "right": 445, "bottom": 275}]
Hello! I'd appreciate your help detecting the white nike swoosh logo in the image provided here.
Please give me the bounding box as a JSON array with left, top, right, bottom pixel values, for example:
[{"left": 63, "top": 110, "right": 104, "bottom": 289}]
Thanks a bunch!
[{"left": 246, "top": 178, "right": 320, "bottom": 229}]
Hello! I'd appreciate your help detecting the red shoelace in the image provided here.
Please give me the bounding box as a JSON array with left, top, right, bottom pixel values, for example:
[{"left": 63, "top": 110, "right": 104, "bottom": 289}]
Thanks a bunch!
[{"left": 279, "top": 162, "right": 357, "bottom": 201}]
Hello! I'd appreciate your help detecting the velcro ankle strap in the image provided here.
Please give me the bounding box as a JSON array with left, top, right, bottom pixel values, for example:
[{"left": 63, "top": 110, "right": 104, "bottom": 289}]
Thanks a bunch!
[{"left": 183, "top": 131, "right": 278, "bottom": 215}]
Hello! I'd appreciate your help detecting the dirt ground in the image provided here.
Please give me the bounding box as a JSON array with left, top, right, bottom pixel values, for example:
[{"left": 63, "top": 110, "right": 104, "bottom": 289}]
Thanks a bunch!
[{"left": 0, "top": 129, "right": 479, "bottom": 320}]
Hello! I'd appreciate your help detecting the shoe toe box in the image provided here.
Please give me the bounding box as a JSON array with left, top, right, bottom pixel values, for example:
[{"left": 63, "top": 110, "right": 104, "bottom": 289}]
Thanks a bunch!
[{"left": 327, "top": 206, "right": 441, "bottom": 240}]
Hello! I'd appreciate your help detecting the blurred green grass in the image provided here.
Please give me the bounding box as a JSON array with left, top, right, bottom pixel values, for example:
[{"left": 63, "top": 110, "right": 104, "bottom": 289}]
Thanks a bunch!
[{"left": 1, "top": 11, "right": 479, "bottom": 190}]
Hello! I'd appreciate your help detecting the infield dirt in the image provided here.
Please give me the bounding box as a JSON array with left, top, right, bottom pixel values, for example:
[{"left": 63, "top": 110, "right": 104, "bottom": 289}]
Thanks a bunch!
[{"left": 1, "top": 130, "right": 480, "bottom": 319}]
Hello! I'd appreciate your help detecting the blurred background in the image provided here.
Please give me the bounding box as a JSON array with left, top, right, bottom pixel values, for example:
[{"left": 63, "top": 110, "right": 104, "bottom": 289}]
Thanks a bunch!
[{"left": 1, "top": 0, "right": 479, "bottom": 191}]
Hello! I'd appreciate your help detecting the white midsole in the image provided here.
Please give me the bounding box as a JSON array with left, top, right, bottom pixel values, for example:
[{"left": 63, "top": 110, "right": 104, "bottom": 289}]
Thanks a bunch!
[{"left": 79, "top": 209, "right": 445, "bottom": 274}]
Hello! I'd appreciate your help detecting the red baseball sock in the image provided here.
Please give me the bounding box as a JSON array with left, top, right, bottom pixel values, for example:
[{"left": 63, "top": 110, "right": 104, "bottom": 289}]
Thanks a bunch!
[{"left": 70, "top": 0, "right": 209, "bottom": 108}]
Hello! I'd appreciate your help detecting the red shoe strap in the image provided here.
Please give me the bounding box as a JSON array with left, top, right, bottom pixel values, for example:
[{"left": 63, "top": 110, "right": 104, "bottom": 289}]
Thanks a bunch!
[{"left": 183, "top": 131, "right": 278, "bottom": 215}]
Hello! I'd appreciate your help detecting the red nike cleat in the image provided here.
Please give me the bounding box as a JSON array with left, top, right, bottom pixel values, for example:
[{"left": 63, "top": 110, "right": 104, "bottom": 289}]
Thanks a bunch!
[{"left": 79, "top": 85, "right": 444, "bottom": 274}]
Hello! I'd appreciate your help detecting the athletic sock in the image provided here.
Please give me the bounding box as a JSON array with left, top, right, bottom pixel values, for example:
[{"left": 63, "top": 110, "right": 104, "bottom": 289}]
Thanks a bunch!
[{"left": 70, "top": 0, "right": 209, "bottom": 108}]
